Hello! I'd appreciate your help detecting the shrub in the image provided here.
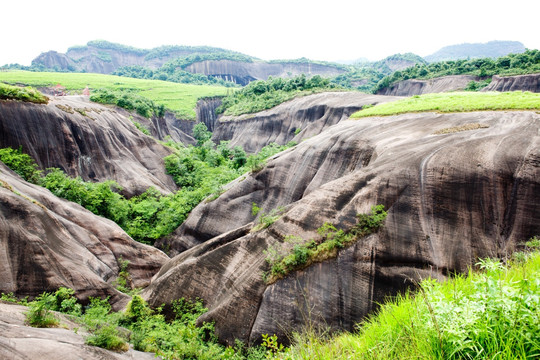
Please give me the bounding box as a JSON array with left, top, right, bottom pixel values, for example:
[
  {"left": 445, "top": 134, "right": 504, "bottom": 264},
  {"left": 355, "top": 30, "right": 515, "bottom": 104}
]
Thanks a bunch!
[
  {"left": 85, "top": 324, "right": 129, "bottom": 352},
  {"left": 0, "top": 146, "right": 42, "bottom": 183}
]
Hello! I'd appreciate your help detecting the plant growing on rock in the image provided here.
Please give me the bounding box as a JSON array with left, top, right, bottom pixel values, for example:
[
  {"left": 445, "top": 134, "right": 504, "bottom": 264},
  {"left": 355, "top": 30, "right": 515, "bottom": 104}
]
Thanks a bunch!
[{"left": 263, "top": 205, "right": 387, "bottom": 283}]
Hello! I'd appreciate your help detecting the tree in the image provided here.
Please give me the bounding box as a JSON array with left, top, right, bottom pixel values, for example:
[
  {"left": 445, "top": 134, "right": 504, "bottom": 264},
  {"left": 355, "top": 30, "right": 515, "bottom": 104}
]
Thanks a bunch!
[{"left": 192, "top": 123, "right": 212, "bottom": 145}]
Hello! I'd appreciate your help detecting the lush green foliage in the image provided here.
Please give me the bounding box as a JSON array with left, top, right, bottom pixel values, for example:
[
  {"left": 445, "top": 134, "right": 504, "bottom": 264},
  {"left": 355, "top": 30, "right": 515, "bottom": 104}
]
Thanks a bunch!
[
  {"left": 15, "top": 289, "right": 268, "bottom": 359},
  {"left": 0, "top": 83, "right": 48, "bottom": 104},
  {"left": 0, "top": 71, "right": 228, "bottom": 119},
  {"left": 374, "top": 49, "right": 540, "bottom": 92},
  {"left": 85, "top": 40, "right": 148, "bottom": 55},
  {"left": 277, "top": 242, "right": 540, "bottom": 359},
  {"left": 0, "top": 146, "right": 42, "bottom": 183},
  {"left": 217, "top": 75, "right": 341, "bottom": 116},
  {"left": 251, "top": 203, "right": 286, "bottom": 232},
  {"left": 263, "top": 205, "right": 387, "bottom": 283},
  {"left": 267, "top": 57, "right": 348, "bottom": 71},
  {"left": 350, "top": 91, "right": 540, "bottom": 118},
  {"left": 0, "top": 138, "right": 295, "bottom": 245},
  {"left": 90, "top": 88, "right": 165, "bottom": 118}
]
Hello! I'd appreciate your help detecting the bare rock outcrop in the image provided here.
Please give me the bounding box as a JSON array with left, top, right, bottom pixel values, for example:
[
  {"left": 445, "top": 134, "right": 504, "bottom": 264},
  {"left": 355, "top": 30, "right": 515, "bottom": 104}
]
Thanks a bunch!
[
  {"left": 0, "top": 302, "right": 158, "bottom": 359},
  {"left": 212, "top": 92, "right": 402, "bottom": 153},
  {"left": 143, "top": 110, "right": 540, "bottom": 345},
  {"left": 0, "top": 96, "right": 177, "bottom": 196},
  {"left": 0, "top": 162, "right": 169, "bottom": 307},
  {"left": 482, "top": 73, "right": 540, "bottom": 93},
  {"left": 377, "top": 75, "right": 479, "bottom": 96},
  {"left": 185, "top": 60, "right": 348, "bottom": 86}
]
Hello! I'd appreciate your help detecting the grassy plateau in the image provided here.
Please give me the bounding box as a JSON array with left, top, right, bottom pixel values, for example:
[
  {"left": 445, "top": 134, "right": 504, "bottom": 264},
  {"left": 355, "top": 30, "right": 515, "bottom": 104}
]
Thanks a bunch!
[
  {"left": 351, "top": 91, "right": 540, "bottom": 118},
  {"left": 0, "top": 70, "right": 228, "bottom": 119}
]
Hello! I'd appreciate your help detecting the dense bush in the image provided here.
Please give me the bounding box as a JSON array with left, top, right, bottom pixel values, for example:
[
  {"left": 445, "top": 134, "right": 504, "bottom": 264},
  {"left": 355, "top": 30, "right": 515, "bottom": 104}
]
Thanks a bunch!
[
  {"left": 0, "top": 146, "right": 42, "bottom": 183},
  {"left": 0, "top": 83, "right": 48, "bottom": 104},
  {"left": 90, "top": 89, "right": 165, "bottom": 118}
]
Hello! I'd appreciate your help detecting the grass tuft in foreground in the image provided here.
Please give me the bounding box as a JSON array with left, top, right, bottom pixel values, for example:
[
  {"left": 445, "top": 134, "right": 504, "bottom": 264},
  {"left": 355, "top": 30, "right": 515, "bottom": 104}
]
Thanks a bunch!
[
  {"left": 0, "top": 83, "right": 48, "bottom": 104},
  {"left": 351, "top": 91, "right": 540, "bottom": 119}
]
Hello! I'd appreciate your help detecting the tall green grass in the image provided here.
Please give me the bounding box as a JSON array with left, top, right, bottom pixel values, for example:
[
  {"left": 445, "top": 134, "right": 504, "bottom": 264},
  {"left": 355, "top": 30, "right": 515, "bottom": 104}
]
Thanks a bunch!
[
  {"left": 0, "top": 71, "right": 228, "bottom": 119},
  {"left": 277, "top": 241, "right": 540, "bottom": 359},
  {"left": 351, "top": 91, "right": 540, "bottom": 118}
]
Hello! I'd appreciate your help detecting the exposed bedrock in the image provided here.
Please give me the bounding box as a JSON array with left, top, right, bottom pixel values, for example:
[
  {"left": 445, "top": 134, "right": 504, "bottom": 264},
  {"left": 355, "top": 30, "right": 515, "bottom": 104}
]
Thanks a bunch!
[
  {"left": 0, "top": 96, "right": 177, "bottom": 196},
  {"left": 0, "top": 162, "right": 169, "bottom": 308},
  {"left": 212, "top": 92, "right": 402, "bottom": 153},
  {"left": 196, "top": 97, "right": 223, "bottom": 132},
  {"left": 144, "top": 110, "right": 540, "bottom": 345},
  {"left": 185, "top": 60, "right": 348, "bottom": 86},
  {"left": 376, "top": 75, "right": 480, "bottom": 96},
  {"left": 482, "top": 73, "right": 540, "bottom": 92}
]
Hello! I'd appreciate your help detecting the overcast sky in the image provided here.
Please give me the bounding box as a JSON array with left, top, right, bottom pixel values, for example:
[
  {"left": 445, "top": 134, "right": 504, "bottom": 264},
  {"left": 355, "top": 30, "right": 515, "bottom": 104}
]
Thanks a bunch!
[{"left": 2, "top": 0, "right": 539, "bottom": 66}]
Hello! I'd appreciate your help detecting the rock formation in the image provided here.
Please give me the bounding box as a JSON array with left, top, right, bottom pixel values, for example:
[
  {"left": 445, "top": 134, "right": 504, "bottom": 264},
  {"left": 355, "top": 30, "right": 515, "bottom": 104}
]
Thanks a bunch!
[
  {"left": 0, "top": 162, "right": 169, "bottom": 308},
  {"left": 0, "top": 96, "right": 177, "bottom": 196},
  {"left": 482, "top": 73, "right": 540, "bottom": 93},
  {"left": 143, "top": 110, "right": 540, "bottom": 345},
  {"left": 376, "top": 75, "right": 479, "bottom": 96},
  {"left": 0, "top": 302, "right": 158, "bottom": 359},
  {"left": 185, "top": 60, "right": 347, "bottom": 86},
  {"left": 212, "top": 92, "right": 402, "bottom": 153}
]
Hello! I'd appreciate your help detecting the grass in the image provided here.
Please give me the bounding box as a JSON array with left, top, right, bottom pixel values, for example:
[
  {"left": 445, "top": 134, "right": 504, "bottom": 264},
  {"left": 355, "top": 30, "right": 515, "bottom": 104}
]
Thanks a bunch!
[
  {"left": 350, "top": 91, "right": 540, "bottom": 118},
  {"left": 273, "top": 239, "right": 540, "bottom": 360},
  {"left": 0, "top": 82, "right": 48, "bottom": 104},
  {"left": 0, "top": 70, "right": 228, "bottom": 119},
  {"left": 433, "top": 123, "right": 490, "bottom": 135}
]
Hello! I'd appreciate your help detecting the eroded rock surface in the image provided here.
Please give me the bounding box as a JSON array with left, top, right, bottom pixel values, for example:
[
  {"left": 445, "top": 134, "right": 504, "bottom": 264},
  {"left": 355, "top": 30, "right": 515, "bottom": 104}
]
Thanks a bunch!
[
  {"left": 212, "top": 92, "right": 402, "bottom": 153},
  {"left": 144, "top": 110, "right": 540, "bottom": 345},
  {"left": 482, "top": 74, "right": 540, "bottom": 93},
  {"left": 0, "top": 162, "right": 169, "bottom": 307},
  {"left": 376, "top": 75, "right": 479, "bottom": 96},
  {"left": 0, "top": 96, "right": 177, "bottom": 196},
  {"left": 0, "top": 302, "right": 158, "bottom": 360}
]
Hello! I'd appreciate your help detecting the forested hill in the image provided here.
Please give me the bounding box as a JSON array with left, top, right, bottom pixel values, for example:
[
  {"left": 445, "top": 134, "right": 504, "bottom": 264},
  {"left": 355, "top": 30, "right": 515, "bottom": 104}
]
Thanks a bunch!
[{"left": 424, "top": 40, "right": 526, "bottom": 62}]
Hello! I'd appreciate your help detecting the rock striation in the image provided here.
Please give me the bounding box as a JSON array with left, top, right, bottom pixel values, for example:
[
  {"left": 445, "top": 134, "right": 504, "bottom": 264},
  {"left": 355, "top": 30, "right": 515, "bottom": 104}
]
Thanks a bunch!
[
  {"left": 212, "top": 92, "right": 402, "bottom": 153},
  {"left": 0, "top": 162, "right": 169, "bottom": 307},
  {"left": 0, "top": 96, "right": 177, "bottom": 196},
  {"left": 185, "top": 60, "right": 347, "bottom": 86},
  {"left": 482, "top": 73, "right": 540, "bottom": 93},
  {"left": 376, "top": 75, "right": 479, "bottom": 96},
  {"left": 143, "top": 110, "right": 540, "bottom": 345}
]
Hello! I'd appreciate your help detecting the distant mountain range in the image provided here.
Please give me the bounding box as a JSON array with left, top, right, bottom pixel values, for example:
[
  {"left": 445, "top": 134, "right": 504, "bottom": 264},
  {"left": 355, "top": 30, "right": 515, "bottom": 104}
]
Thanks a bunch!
[{"left": 424, "top": 40, "right": 526, "bottom": 62}]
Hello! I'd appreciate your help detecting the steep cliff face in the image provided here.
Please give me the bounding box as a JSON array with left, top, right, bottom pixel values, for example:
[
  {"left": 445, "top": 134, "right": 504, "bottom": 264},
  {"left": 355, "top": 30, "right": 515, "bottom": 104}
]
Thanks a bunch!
[
  {"left": 196, "top": 97, "right": 223, "bottom": 132},
  {"left": 0, "top": 162, "right": 169, "bottom": 307},
  {"left": 482, "top": 74, "right": 540, "bottom": 92},
  {"left": 143, "top": 110, "right": 540, "bottom": 345},
  {"left": 0, "top": 96, "right": 177, "bottom": 196},
  {"left": 185, "top": 60, "right": 347, "bottom": 85},
  {"left": 377, "top": 75, "right": 479, "bottom": 96},
  {"left": 212, "top": 92, "right": 402, "bottom": 153},
  {"left": 31, "top": 51, "right": 75, "bottom": 70}
]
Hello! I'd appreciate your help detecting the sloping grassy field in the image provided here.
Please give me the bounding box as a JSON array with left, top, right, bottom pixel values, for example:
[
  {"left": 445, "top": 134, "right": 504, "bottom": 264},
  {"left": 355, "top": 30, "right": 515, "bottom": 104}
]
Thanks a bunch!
[
  {"left": 0, "top": 71, "right": 228, "bottom": 119},
  {"left": 351, "top": 91, "right": 540, "bottom": 118}
]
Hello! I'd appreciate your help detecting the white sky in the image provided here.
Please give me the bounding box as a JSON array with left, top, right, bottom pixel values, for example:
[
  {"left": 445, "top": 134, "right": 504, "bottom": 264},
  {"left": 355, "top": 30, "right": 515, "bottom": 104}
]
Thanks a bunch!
[{"left": 2, "top": 0, "right": 539, "bottom": 66}]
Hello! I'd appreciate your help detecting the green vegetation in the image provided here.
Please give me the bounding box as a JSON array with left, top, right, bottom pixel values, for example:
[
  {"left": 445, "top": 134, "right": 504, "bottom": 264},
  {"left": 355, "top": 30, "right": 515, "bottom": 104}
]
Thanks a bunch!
[
  {"left": 350, "top": 91, "right": 540, "bottom": 118},
  {"left": 263, "top": 205, "right": 387, "bottom": 283},
  {"left": 217, "top": 75, "right": 341, "bottom": 116},
  {"left": 276, "top": 239, "right": 540, "bottom": 360},
  {"left": 0, "top": 137, "right": 295, "bottom": 245},
  {"left": 0, "top": 146, "right": 42, "bottom": 183},
  {"left": 6, "top": 288, "right": 268, "bottom": 359},
  {"left": 374, "top": 49, "right": 540, "bottom": 93},
  {"left": 0, "top": 71, "right": 228, "bottom": 119},
  {"left": 90, "top": 89, "right": 165, "bottom": 118},
  {"left": 251, "top": 203, "right": 286, "bottom": 232},
  {"left": 0, "top": 83, "right": 48, "bottom": 104}
]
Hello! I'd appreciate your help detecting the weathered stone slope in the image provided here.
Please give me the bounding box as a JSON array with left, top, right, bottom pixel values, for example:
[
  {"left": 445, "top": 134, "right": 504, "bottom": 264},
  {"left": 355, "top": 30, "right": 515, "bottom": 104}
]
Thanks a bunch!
[
  {"left": 482, "top": 73, "right": 540, "bottom": 92},
  {"left": 0, "top": 96, "right": 177, "bottom": 196},
  {"left": 376, "top": 75, "right": 479, "bottom": 96},
  {"left": 0, "top": 162, "right": 169, "bottom": 307},
  {"left": 212, "top": 92, "right": 402, "bottom": 153},
  {"left": 185, "top": 60, "right": 347, "bottom": 86},
  {"left": 0, "top": 302, "right": 158, "bottom": 359},
  {"left": 144, "top": 110, "right": 540, "bottom": 345}
]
